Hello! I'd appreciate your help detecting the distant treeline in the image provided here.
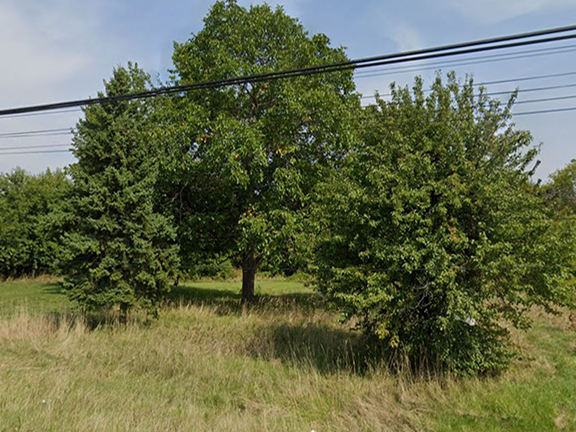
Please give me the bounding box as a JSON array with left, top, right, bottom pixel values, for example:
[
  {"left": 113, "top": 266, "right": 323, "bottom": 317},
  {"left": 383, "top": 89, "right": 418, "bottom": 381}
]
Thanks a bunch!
[{"left": 0, "top": 168, "right": 70, "bottom": 278}]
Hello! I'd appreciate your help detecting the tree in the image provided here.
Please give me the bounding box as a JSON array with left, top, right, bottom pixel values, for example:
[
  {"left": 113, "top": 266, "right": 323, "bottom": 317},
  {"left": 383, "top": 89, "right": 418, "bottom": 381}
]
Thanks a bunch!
[
  {"left": 543, "top": 159, "right": 576, "bottom": 214},
  {"left": 165, "top": 0, "right": 359, "bottom": 302},
  {"left": 0, "top": 168, "right": 70, "bottom": 278},
  {"left": 314, "top": 74, "right": 576, "bottom": 374},
  {"left": 58, "top": 64, "right": 179, "bottom": 317}
]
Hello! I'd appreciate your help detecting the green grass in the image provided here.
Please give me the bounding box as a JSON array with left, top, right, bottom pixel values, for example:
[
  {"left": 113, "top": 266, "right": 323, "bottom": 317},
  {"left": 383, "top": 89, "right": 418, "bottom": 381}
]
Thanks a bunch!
[
  {"left": 0, "top": 278, "right": 575, "bottom": 431},
  {"left": 0, "top": 279, "right": 69, "bottom": 317}
]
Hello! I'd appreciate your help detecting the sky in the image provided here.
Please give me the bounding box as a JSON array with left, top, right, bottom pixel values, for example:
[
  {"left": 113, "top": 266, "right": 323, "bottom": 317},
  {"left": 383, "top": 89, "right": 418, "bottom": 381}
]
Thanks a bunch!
[{"left": 1, "top": 0, "right": 576, "bottom": 180}]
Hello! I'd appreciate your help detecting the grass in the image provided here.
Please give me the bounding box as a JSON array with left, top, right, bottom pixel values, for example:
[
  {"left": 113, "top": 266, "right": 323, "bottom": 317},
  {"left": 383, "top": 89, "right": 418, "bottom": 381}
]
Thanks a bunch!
[
  {"left": 0, "top": 278, "right": 69, "bottom": 317},
  {"left": 0, "top": 278, "right": 575, "bottom": 431}
]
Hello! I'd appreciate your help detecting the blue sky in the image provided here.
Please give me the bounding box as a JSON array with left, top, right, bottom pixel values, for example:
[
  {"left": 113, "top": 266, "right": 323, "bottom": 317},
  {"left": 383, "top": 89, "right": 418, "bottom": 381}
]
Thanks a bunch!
[{"left": 1, "top": 0, "right": 576, "bottom": 180}]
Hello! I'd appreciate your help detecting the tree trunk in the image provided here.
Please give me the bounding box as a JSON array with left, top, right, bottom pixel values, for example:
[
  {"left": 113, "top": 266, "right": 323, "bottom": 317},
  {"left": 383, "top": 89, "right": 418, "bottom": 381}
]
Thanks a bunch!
[{"left": 242, "top": 255, "right": 258, "bottom": 304}]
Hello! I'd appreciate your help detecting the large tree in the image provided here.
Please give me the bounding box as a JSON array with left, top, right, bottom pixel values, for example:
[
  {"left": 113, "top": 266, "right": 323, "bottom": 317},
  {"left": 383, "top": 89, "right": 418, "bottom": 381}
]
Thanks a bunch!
[
  {"left": 165, "top": 0, "right": 359, "bottom": 302},
  {"left": 314, "top": 75, "right": 576, "bottom": 374},
  {"left": 59, "top": 64, "right": 179, "bottom": 317}
]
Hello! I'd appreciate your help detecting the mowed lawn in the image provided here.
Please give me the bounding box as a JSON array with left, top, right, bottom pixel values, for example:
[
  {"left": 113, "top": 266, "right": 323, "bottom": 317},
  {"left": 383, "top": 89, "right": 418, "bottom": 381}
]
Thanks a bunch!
[{"left": 0, "top": 278, "right": 575, "bottom": 431}]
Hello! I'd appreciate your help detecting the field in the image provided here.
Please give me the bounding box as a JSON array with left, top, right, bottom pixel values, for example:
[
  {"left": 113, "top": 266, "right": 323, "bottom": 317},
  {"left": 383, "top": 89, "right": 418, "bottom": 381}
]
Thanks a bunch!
[{"left": 1, "top": 278, "right": 575, "bottom": 431}]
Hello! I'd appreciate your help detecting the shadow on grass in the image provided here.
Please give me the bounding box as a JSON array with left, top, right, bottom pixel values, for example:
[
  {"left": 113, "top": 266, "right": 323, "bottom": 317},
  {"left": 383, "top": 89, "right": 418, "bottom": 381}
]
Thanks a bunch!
[
  {"left": 168, "top": 285, "right": 241, "bottom": 304},
  {"left": 246, "top": 321, "right": 387, "bottom": 376},
  {"left": 166, "top": 284, "right": 390, "bottom": 375},
  {"left": 166, "top": 284, "right": 320, "bottom": 316},
  {"left": 249, "top": 322, "right": 456, "bottom": 379},
  {"left": 42, "top": 284, "right": 67, "bottom": 296},
  {"left": 40, "top": 309, "right": 144, "bottom": 331}
]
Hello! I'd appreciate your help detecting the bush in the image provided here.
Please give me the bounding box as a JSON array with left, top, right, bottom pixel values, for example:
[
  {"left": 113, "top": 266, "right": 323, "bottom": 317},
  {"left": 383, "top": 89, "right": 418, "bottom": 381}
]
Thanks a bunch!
[{"left": 313, "top": 74, "right": 576, "bottom": 375}]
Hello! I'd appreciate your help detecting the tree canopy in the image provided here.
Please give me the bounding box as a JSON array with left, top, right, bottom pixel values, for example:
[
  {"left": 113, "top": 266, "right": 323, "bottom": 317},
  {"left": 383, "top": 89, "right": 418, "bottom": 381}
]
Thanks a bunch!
[{"left": 164, "top": 0, "right": 360, "bottom": 302}]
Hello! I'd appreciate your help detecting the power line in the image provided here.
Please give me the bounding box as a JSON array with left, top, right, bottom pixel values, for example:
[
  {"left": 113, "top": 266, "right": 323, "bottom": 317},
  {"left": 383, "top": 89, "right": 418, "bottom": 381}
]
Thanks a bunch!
[
  {"left": 5, "top": 86, "right": 576, "bottom": 149},
  {"left": 489, "top": 82, "right": 576, "bottom": 96},
  {"left": 3, "top": 45, "right": 574, "bottom": 121},
  {"left": 0, "top": 143, "right": 71, "bottom": 151},
  {"left": 514, "top": 106, "right": 576, "bottom": 116},
  {"left": 0, "top": 149, "right": 71, "bottom": 156},
  {"left": 368, "top": 70, "right": 576, "bottom": 98},
  {"left": 474, "top": 70, "right": 576, "bottom": 87},
  {"left": 0, "top": 132, "right": 72, "bottom": 140},
  {"left": 5, "top": 76, "right": 576, "bottom": 146},
  {"left": 515, "top": 94, "right": 576, "bottom": 105},
  {"left": 1, "top": 108, "right": 575, "bottom": 155},
  {"left": 4, "top": 50, "right": 576, "bottom": 121},
  {"left": 353, "top": 44, "right": 576, "bottom": 80},
  {"left": 0, "top": 128, "right": 72, "bottom": 138},
  {"left": 362, "top": 81, "right": 576, "bottom": 100},
  {"left": 361, "top": 71, "right": 576, "bottom": 99},
  {"left": 2, "top": 24, "right": 576, "bottom": 116},
  {"left": 0, "top": 108, "right": 83, "bottom": 120}
]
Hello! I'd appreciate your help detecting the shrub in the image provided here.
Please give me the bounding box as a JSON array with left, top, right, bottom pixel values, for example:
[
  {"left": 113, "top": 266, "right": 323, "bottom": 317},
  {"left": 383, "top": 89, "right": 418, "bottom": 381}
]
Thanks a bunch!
[{"left": 314, "top": 74, "right": 576, "bottom": 375}]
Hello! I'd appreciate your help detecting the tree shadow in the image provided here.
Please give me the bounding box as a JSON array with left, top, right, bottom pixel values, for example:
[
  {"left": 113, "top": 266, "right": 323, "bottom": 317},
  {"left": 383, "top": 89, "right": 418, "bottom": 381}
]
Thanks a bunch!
[
  {"left": 42, "top": 284, "right": 67, "bottom": 295},
  {"left": 168, "top": 285, "right": 241, "bottom": 304},
  {"left": 42, "top": 309, "right": 145, "bottom": 331},
  {"left": 166, "top": 284, "right": 321, "bottom": 316},
  {"left": 245, "top": 321, "right": 388, "bottom": 376}
]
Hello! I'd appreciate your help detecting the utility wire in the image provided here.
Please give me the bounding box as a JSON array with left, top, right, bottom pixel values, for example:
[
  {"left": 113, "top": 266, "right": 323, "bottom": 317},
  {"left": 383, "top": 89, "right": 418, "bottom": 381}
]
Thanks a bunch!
[
  {"left": 407, "top": 70, "right": 576, "bottom": 97},
  {"left": 489, "top": 82, "right": 576, "bottom": 96},
  {"left": 0, "top": 108, "right": 83, "bottom": 120},
  {"left": 477, "top": 70, "right": 576, "bottom": 87},
  {"left": 354, "top": 44, "right": 576, "bottom": 80},
  {"left": 4, "top": 49, "right": 576, "bottom": 121},
  {"left": 514, "top": 106, "right": 576, "bottom": 116},
  {"left": 6, "top": 78, "right": 576, "bottom": 145},
  {"left": 0, "top": 132, "right": 72, "bottom": 139},
  {"left": 2, "top": 106, "right": 575, "bottom": 154},
  {"left": 362, "top": 81, "right": 576, "bottom": 100},
  {"left": 0, "top": 143, "right": 71, "bottom": 151},
  {"left": 2, "top": 24, "right": 576, "bottom": 116},
  {"left": 6, "top": 87, "right": 576, "bottom": 148},
  {"left": 0, "top": 128, "right": 72, "bottom": 138},
  {"left": 0, "top": 149, "right": 71, "bottom": 156},
  {"left": 515, "top": 94, "right": 576, "bottom": 105}
]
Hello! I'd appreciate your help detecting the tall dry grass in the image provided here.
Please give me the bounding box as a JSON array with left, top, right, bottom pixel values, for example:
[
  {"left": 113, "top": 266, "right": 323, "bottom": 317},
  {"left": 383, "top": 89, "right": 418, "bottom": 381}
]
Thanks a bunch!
[
  {"left": 0, "top": 296, "right": 574, "bottom": 431},
  {"left": 0, "top": 301, "right": 436, "bottom": 431}
]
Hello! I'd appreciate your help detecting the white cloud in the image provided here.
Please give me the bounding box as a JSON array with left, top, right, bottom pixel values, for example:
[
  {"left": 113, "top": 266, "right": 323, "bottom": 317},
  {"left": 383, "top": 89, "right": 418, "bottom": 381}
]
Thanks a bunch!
[
  {"left": 0, "top": 3, "right": 91, "bottom": 106},
  {"left": 389, "top": 24, "right": 423, "bottom": 52},
  {"left": 0, "top": 1, "right": 142, "bottom": 174},
  {"left": 445, "top": 0, "right": 576, "bottom": 23}
]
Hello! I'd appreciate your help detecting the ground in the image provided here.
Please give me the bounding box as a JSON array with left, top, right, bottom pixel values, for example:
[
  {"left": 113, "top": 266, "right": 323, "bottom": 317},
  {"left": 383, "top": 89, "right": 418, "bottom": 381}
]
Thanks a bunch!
[{"left": 0, "top": 278, "right": 575, "bottom": 431}]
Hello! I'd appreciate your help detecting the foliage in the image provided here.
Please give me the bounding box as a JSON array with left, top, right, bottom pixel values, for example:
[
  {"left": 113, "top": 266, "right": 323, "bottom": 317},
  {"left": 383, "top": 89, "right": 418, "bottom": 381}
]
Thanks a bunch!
[
  {"left": 0, "top": 168, "right": 70, "bottom": 278},
  {"left": 162, "top": 0, "right": 359, "bottom": 301},
  {"left": 58, "top": 64, "right": 180, "bottom": 316},
  {"left": 543, "top": 159, "right": 576, "bottom": 214},
  {"left": 314, "top": 74, "right": 576, "bottom": 374},
  {"left": 184, "top": 257, "right": 235, "bottom": 280},
  {"left": 541, "top": 159, "right": 576, "bottom": 299}
]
